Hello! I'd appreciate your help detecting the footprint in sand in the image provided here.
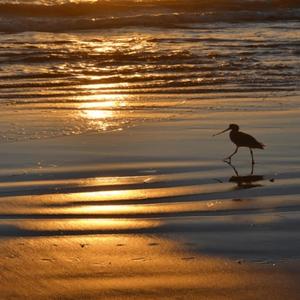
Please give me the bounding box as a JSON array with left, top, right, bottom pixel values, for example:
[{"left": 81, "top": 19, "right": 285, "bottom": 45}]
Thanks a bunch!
[
  {"left": 132, "top": 257, "right": 146, "bottom": 261},
  {"left": 181, "top": 257, "right": 195, "bottom": 260},
  {"left": 148, "top": 242, "right": 159, "bottom": 246}
]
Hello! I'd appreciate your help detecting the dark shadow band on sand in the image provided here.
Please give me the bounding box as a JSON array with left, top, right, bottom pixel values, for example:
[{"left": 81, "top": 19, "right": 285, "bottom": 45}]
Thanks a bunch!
[
  {"left": 1, "top": 220, "right": 300, "bottom": 261},
  {"left": 1, "top": 203, "right": 300, "bottom": 221},
  {"left": 1, "top": 215, "right": 300, "bottom": 237}
]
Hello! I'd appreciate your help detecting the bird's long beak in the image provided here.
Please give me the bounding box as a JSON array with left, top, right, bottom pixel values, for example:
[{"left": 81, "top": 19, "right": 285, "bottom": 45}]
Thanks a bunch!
[{"left": 213, "top": 127, "right": 230, "bottom": 137}]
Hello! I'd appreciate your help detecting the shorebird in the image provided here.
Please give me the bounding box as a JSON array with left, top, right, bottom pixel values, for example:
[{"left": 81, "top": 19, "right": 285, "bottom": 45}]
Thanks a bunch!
[{"left": 213, "top": 124, "right": 265, "bottom": 164}]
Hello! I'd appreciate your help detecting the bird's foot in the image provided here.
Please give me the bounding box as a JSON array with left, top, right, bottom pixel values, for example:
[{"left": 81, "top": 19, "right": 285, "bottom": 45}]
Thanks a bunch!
[{"left": 223, "top": 157, "right": 231, "bottom": 163}]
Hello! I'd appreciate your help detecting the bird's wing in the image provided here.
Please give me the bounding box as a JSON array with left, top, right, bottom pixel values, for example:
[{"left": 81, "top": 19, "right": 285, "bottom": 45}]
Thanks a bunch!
[{"left": 237, "top": 132, "right": 264, "bottom": 149}]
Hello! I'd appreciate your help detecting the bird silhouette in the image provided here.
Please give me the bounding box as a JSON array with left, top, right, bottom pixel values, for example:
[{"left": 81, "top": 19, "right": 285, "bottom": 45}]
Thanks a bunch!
[{"left": 213, "top": 124, "right": 265, "bottom": 164}]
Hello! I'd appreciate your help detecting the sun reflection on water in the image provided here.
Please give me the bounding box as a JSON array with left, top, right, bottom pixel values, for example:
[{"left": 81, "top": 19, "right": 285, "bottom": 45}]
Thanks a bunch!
[{"left": 79, "top": 94, "right": 127, "bottom": 131}]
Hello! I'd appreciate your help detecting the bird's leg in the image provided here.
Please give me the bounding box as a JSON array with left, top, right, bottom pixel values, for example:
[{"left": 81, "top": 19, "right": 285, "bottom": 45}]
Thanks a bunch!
[
  {"left": 224, "top": 146, "right": 239, "bottom": 162},
  {"left": 250, "top": 161, "right": 254, "bottom": 175},
  {"left": 250, "top": 148, "right": 255, "bottom": 165},
  {"left": 224, "top": 160, "right": 239, "bottom": 176}
]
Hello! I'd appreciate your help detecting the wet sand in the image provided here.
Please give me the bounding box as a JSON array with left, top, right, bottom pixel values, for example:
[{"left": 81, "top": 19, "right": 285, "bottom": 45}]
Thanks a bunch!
[
  {"left": 1, "top": 236, "right": 300, "bottom": 299},
  {"left": 1, "top": 102, "right": 300, "bottom": 298}
]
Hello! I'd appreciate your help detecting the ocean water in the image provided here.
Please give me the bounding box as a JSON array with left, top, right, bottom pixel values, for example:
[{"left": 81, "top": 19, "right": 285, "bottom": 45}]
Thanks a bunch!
[
  {"left": 0, "top": 0, "right": 300, "bottom": 263},
  {"left": 0, "top": 0, "right": 299, "bottom": 141}
]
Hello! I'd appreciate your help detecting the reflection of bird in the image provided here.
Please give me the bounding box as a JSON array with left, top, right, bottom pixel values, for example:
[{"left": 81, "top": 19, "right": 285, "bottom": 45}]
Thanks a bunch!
[
  {"left": 213, "top": 124, "right": 265, "bottom": 164},
  {"left": 224, "top": 161, "right": 264, "bottom": 189}
]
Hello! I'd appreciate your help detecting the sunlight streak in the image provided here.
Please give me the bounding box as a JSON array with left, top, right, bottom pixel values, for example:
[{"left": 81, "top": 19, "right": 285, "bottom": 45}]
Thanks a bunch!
[{"left": 78, "top": 92, "right": 128, "bottom": 130}]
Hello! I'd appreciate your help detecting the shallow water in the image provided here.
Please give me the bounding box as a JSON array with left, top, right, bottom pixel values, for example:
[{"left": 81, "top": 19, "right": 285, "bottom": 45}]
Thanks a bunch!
[{"left": 1, "top": 22, "right": 299, "bottom": 141}]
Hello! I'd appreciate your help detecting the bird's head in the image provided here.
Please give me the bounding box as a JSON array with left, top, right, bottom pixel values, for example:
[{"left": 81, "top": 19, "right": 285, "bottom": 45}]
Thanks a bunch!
[
  {"left": 213, "top": 123, "right": 239, "bottom": 136},
  {"left": 228, "top": 124, "right": 239, "bottom": 131}
]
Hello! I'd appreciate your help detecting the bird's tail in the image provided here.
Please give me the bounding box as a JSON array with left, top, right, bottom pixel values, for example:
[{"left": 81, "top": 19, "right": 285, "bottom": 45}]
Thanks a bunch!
[{"left": 259, "top": 142, "right": 266, "bottom": 149}]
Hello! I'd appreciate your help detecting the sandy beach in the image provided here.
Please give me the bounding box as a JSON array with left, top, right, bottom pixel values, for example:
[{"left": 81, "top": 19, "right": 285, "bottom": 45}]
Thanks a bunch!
[
  {"left": 1, "top": 237, "right": 300, "bottom": 299},
  {"left": 1, "top": 98, "right": 300, "bottom": 298},
  {"left": 1, "top": 1, "right": 300, "bottom": 298}
]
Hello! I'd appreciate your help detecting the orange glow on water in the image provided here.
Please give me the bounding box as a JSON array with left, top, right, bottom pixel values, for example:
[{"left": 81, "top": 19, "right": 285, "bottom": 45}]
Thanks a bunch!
[{"left": 78, "top": 93, "right": 127, "bottom": 130}]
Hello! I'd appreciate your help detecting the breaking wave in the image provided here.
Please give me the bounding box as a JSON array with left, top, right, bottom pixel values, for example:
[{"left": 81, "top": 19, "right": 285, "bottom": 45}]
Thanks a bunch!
[{"left": 0, "top": 0, "right": 299, "bottom": 33}]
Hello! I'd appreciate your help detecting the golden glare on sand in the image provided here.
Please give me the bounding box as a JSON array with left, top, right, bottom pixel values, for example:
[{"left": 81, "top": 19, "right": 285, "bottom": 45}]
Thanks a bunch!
[{"left": 0, "top": 234, "right": 299, "bottom": 299}]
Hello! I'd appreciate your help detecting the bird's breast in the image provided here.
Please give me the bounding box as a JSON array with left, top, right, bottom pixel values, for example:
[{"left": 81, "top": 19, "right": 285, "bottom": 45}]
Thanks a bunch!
[
  {"left": 230, "top": 131, "right": 244, "bottom": 147},
  {"left": 229, "top": 131, "right": 238, "bottom": 144}
]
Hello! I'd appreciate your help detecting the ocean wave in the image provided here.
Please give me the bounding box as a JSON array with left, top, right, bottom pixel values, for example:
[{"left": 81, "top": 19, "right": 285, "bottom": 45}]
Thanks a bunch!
[
  {"left": 0, "top": 48, "right": 197, "bottom": 63},
  {"left": 0, "top": 8, "right": 299, "bottom": 33},
  {"left": 0, "top": 0, "right": 300, "bottom": 17}
]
